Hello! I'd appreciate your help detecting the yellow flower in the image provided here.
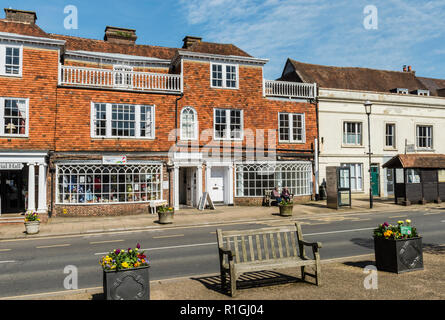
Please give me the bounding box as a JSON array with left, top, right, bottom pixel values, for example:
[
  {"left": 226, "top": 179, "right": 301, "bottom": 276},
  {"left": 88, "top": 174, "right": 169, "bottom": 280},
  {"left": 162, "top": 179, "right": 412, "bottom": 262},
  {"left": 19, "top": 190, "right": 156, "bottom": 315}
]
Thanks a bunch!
[
  {"left": 406, "top": 219, "right": 411, "bottom": 224},
  {"left": 384, "top": 230, "right": 393, "bottom": 238},
  {"left": 397, "top": 220, "right": 403, "bottom": 224},
  {"left": 121, "top": 262, "right": 129, "bottom": 268}
]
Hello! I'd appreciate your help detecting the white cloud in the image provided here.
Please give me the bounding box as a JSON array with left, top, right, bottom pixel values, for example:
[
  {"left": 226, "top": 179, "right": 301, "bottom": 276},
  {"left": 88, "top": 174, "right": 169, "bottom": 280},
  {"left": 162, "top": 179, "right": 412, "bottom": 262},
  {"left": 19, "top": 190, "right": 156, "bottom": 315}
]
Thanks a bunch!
[{"left": 179, "top": 0, "right": 445, "bottom": 79}]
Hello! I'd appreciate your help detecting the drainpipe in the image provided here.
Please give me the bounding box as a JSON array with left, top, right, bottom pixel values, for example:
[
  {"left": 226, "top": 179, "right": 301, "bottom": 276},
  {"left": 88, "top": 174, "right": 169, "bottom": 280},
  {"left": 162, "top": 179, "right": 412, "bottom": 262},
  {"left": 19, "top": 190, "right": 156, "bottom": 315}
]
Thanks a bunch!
[{"left": 175, "top": 93, "right": 184, "bottom": 145}]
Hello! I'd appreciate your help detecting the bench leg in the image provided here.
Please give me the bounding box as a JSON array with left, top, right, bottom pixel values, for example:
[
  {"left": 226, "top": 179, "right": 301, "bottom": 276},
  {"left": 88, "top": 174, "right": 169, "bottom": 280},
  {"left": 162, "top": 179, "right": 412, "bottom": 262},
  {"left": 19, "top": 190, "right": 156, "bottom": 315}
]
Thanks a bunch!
[
  {"left": 229, "top": 262, "right": 236, "bottom": 297},
  {"left": 315, "top": 254, "right": 321, "bottom": 286},
  {"left": 220, "top": 269, "right": 227, "bottom": 291},
  {"left": 301, "top": 266, "right": 306, "bottom": 282}
]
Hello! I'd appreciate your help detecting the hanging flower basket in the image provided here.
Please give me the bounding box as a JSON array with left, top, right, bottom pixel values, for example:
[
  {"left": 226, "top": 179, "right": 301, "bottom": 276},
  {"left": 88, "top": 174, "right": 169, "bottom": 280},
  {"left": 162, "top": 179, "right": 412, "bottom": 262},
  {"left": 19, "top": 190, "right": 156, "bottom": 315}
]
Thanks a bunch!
[
  {"left": 373, "top": 220, "right": 423, "bottom": 273},
  {"left": 100, "top": 243, "right": 150, "bottom": 300}
]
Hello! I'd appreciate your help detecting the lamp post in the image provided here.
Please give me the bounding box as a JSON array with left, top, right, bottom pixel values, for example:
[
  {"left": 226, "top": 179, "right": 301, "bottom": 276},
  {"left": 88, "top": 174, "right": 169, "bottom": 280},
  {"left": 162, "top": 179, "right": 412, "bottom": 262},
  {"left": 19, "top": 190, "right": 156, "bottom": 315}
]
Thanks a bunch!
[{"left": 364, "top": 100, "right": 373, "bottom": 209}]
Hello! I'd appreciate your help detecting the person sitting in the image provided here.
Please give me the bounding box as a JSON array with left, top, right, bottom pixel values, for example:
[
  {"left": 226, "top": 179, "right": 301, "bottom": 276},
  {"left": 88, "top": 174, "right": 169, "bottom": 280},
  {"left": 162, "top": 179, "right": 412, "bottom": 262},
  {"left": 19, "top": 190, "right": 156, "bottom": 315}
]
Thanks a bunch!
[
  {"left": 281, "top": 187, "right": 291, "bottom": 202},
  {"left": 271, "top": 187, "right": 282, "bottom": 205}
]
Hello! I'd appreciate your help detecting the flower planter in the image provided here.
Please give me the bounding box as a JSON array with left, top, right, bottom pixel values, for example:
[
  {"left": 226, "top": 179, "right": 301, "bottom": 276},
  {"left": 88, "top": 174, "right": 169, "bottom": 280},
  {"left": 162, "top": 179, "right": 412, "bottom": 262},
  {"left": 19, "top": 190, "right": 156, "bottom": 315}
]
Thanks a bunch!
[
  {"left": 158, "top": 210, "right": 174, "bottom": 224},
  {"left": 279, "top": 203, "right": 293, "bottom": 216},
  {"left": 24, "top": 221, "right": 40, "bottom": 234},
  {"left": 103, "top": 265, "right": 150, "bottom": 300},
  {"left": 374, "top": 237, "right": 423, "bottom": 273}
]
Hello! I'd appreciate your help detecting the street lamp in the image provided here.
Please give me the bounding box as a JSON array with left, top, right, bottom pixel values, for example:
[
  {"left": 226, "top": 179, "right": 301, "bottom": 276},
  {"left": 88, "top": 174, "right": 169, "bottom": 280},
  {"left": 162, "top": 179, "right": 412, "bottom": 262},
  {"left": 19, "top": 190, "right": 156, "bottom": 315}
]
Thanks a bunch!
[{"left": 364, "top": 100, "right": 373, "bottom": 209}]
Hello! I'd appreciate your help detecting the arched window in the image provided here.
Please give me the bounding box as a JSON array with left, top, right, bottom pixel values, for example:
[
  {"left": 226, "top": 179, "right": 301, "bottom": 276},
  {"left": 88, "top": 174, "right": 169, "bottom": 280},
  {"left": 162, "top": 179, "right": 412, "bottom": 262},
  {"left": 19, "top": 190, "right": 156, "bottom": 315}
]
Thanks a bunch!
[{"left": 180, "top": 106, "right": 197, "bottom": 140}]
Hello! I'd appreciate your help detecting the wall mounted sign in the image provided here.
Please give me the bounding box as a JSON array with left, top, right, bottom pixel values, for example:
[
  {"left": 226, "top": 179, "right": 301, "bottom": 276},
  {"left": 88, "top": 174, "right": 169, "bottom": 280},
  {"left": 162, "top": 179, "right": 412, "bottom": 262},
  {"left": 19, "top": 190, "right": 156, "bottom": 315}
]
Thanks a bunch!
[
  {"left": 0, "top": 163, "right": 24, "bottom": 170},
  {"left": 102, "top": 155, "right": 127, "bottom": 165}
]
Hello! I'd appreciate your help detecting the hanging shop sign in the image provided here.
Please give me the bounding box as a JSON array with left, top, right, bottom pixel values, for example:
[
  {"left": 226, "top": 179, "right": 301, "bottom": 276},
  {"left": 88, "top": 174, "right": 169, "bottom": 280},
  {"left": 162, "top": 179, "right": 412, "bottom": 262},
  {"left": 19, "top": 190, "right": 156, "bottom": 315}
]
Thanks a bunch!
[
  {"left": 0, "top": 163, "right": 24, "bottom": 170},
  {"left": 102, "top": 155, "right": 127, "bottom": 165}
]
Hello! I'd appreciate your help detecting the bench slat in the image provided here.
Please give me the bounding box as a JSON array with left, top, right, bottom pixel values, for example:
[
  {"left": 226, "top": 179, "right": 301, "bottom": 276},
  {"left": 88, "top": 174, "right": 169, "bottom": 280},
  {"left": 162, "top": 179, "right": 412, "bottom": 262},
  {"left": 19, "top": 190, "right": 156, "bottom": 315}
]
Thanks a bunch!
[
  {"left": 221, "top": 226, "right": 297, "bottom": 237},
  {"left": 256, "top": 234, "right": 262, "bottom": 261},
  {"left": 263, "top": 234, "right": 269, "bottom": 260},
  {"left": 248, "top": 235, "right": 254, "bottom": 262},
  {"left": 277, "top": 233, "right": 284, "bottom": 258},
  {"left": 284, "top": 232, "right": 290, "bottom": 257},
  {"left": 290, "top": 231, "right": 298, "bottom": 257},
  {"left": 241, "top": 235, "right": 247, "bottom": 262},
  {"left": 269, "top": 233, "right": 277, "bottom": 259},
  {"left": 233, "top": 236, "right": 240, "bottom": 263}
]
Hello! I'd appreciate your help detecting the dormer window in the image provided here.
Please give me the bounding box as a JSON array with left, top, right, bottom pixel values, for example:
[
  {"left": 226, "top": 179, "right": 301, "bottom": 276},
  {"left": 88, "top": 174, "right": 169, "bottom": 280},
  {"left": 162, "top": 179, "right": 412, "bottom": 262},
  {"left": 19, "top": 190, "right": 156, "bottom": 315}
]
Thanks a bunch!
[
  {"left": 395, "top": 88, "right": 408, "bottom": 94},
  {"left": 113, "top": 65, "right": 133, "bottom": 88},
  {"left": 211, "top": 63, "right": 238, "bottom": 89},
  {"left": 414, "top": 89, "right": 430, "bottom": 96}
]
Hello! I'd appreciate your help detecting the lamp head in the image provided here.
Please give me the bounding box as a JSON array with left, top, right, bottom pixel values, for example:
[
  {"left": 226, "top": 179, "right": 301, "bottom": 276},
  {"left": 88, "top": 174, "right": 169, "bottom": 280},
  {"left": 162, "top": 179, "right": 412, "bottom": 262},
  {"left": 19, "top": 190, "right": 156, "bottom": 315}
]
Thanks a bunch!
[{"left": 364, "top": 100, "right": 372, "bottom": 115}]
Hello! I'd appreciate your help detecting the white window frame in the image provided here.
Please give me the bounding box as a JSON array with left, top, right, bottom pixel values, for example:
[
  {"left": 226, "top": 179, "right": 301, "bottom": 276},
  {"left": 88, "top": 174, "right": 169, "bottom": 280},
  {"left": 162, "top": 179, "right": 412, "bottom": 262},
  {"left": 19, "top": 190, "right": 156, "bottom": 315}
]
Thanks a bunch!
[
  {"left": 385, "top": 123, "right": 396, "bottom": 149},
  {"left": 0, "top": 44, "right": 23, "bottom": 77},
  {"left": 113, "top": 65, "right": 133, "bottom": 88},
  {"left": 278, "top": 112, "right": 306, "bottom": 143},
  {"left": 55, "top": 163, "right": 163, "bottom": 205},
  {"left": 90, "top": 102, "right": 155, "bottom": 139},
  {"left": 210, "top": 62, "right": 239, "bottom": 89},
  {"left": 341, "top": 163, "right": 363, "bottom": 191},
  {"left": 0, "top": 97, "right": 29, "bottom": 137},
  {"left": 416, "top": 124, "right": 433, "bottom": 149},
  {"left": 343, "top": 121, "right": 363, "bottom": 146},
  {"left": 213, "top": 108, "right": 243, "bottom": 141},
  {"left": 180, "top": 106, "right": 198, "bottom": 140}
]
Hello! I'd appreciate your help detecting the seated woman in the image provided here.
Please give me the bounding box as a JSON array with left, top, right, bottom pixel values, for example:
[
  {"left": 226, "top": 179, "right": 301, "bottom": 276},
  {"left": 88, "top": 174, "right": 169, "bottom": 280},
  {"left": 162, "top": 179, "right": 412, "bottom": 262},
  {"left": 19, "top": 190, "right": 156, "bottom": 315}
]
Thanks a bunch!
[
  {"left": 271, "top": 187, "right": 282, "bottom": 204},
  {"left": 281, "top": 187, "right": 291, "bottom": 202}
]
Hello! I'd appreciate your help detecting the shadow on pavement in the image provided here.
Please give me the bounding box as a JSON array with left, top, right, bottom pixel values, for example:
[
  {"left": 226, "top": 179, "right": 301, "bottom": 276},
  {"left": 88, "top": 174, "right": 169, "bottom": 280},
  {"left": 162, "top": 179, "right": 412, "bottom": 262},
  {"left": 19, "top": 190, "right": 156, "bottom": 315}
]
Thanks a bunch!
[
  {"left": 350, "top": 238, "right": 374, "bottom": 249},
  {"left": 423, "top": 243, "right": 445, "bottom": 255},
  {"left": 91, "top": 293, "right": 104, "bottom": 300},
  {"left": 343, "top": 260, "right": 375, "bottom": 269},
  {"left": 191, "top": 270, "right": 302, "bottom": 296}
]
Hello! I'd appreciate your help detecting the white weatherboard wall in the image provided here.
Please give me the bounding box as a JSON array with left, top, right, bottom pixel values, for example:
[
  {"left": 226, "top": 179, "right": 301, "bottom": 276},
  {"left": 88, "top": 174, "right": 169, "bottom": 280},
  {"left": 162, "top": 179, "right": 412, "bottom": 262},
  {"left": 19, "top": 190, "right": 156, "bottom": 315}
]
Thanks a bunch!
[{"left": 318, "top": 88, "right": 445, "bottom": 197}]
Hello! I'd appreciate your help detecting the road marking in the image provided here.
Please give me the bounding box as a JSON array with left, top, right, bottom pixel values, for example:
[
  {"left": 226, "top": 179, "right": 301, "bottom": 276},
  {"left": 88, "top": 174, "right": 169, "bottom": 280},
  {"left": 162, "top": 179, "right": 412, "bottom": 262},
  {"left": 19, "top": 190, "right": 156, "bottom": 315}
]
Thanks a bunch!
[
  {"left": 153, "top": 234, "right": 184, "bottom": 239},
  {"left": 441, "top": 220, "right": 445, "bottom": 223},
  {"left": 89, "top": 240, "right": 124, "bottom": 245},
  {"left": 36, "top": 244, "right": 71, "bottom": 249},
  {"left": 0, "top": 260, "right": 15, "bottom": 264},
  {"left": 424, "top": 212, "right": 443, "bottom": 215},
  {"left": 94, "top": 242, "right": 216, "bottom": 255},
  {"left": 389, "top": 215, "right": 407, "bottom": 218},
  {"left": 305, "top": 227, "right": 376, "bottom": 236},
  {"left": 0, "top": 249, "right": 11, "bottom": 252}
]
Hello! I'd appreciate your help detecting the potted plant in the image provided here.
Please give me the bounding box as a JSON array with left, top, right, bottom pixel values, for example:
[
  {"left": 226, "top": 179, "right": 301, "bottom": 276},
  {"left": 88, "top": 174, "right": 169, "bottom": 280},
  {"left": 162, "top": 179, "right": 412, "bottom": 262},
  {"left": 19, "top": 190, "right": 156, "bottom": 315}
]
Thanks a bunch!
[
  {"left": 24, "top": 211, "right": 40, "bottom": 234},
  {"left": 100, "top": 243, "right": 150, "bottom": 300},
  {"left": 157, "top": 205, "right": 174, "bottom": 224},
  {"left": 278, "top": 199, "right": 294, "bottom": 216},
  {"left": 373, "top": 219, "right": 423, "bottom": 273}
]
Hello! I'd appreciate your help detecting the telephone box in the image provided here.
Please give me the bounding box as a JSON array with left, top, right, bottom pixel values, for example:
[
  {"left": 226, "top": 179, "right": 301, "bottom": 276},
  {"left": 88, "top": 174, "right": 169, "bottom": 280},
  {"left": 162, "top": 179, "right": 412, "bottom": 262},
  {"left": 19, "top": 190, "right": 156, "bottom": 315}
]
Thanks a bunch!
[{"left": 326, "top": 166, "right": 351, "bottom": 209}]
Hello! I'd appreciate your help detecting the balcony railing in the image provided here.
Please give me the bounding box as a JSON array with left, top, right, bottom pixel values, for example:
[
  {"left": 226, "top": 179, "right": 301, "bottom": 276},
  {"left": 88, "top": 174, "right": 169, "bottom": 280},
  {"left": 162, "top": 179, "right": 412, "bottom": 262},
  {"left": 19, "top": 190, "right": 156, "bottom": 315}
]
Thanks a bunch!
[
  {"left": 59, "top": 65, "right": 182, "bottom": 93},
  {"left": 264, "top": 80, "right": 316, "bottom": 99}
]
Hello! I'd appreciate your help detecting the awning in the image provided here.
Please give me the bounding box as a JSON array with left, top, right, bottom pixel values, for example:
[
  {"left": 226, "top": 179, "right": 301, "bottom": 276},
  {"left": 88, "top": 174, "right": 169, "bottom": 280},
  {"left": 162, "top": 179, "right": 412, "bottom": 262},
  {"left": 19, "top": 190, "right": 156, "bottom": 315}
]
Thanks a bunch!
[{"left": 382, "top": 154, "right": 445, "bottom": 169}]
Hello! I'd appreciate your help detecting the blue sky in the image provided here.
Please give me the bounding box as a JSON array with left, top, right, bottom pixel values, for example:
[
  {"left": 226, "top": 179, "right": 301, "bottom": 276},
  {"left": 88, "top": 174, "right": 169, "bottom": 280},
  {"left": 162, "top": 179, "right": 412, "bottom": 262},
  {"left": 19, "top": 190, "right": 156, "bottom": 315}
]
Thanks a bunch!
[{"left": 5, "top": 0, "right": 445, "bottom": 80}]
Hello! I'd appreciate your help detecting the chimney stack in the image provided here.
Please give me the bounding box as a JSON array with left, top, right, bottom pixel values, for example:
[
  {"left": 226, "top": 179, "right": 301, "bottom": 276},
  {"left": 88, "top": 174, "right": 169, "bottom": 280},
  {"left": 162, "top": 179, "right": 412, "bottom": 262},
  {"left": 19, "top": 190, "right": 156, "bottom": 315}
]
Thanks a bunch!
[
  {"left": 403, "top": 65, "right": 407, "bottom": 72},
  {"left": 4, "top": 8, "right": 37, "bottom": 24},
  {"left": 182, "top": 36, "right": 202, "bottom": 49},
  {"left": 408, "top": 65, "right": 412, "bottom": 72},
  {"left": 104, "top": 26, "right": 137, "bottom": 45}
]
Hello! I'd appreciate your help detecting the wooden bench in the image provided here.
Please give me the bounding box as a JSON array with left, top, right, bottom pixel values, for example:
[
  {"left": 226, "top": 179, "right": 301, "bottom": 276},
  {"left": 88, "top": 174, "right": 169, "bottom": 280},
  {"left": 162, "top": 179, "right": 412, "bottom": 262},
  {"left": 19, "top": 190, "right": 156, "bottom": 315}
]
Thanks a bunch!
[{"left": 216, "top": 223, "right": 322, "bottom": 297}]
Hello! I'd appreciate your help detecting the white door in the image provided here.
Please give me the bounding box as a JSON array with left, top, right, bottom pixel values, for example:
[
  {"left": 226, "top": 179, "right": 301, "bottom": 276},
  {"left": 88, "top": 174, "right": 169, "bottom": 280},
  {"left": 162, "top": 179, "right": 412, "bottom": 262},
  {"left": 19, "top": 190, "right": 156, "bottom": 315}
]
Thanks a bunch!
[{"left": 209, "top": 167, "right": 225, "bottom": 202}]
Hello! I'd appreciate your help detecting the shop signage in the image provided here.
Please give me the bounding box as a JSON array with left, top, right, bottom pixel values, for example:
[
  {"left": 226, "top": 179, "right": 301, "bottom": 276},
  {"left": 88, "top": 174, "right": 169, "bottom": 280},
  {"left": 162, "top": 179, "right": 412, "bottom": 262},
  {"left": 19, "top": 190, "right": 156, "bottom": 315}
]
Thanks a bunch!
[
  {"left": 0, "top": 163, "right": 24, "bottom": 170},
  {"left": 102, "top": 155, "right": 127, "bottom": 165}
]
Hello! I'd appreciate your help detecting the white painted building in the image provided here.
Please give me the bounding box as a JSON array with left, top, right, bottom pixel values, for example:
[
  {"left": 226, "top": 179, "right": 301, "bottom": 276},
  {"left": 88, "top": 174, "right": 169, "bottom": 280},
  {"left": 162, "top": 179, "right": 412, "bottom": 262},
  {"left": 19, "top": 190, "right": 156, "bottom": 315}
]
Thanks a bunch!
[{"left": 281, "top": 59, "right": 445, "bottom": 198}]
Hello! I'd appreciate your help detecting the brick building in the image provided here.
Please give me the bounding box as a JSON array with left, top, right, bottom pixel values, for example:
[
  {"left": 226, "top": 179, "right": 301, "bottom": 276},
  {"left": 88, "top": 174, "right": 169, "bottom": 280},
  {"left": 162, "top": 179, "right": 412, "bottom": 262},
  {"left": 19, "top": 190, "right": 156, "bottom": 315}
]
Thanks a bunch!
[{"left": 0, "top": 8, "right": 318, "bottom": 217}]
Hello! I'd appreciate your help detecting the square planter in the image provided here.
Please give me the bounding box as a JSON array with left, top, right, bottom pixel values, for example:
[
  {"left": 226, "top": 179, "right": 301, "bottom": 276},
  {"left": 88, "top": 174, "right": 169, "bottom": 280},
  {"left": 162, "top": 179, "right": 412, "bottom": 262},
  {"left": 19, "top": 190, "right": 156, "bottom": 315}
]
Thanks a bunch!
[
  {"left": 374, "top": 237, "right": 423, "bottom": 273},
  {"left": 279, "top": 204, "right": 293, "bottom": 216},
  {"left": 103, "top": 265, "right": 150, "bottom": 300}
]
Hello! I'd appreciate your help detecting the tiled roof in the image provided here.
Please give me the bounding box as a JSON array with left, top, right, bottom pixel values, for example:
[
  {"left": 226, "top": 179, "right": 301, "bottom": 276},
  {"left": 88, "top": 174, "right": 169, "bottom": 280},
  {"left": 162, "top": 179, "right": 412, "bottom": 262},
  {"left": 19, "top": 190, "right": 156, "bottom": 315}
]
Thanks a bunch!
[
  {"left": 283, "top": 59, "right": 431, "bottom": 94},
  {"left": 49, "top": 34, "right": 178, "bottom": 60},
  {"left": 0, "top": 19, "right": 48, "bottom": 38},
  {"left": 383, "top": 154, "right": 445, "bottom": 169},
  {"left": 49, "top": 34, "right": 252, "bottom": 61},
  {"left": 417, "top": 76, "right": 445, "bottom": 96}
]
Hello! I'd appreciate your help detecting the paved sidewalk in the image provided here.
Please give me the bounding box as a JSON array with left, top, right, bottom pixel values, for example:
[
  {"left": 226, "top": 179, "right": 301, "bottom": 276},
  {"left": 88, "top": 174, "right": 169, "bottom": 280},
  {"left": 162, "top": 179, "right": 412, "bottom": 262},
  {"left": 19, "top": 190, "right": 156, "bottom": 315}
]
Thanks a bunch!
[{"left": 1, "top": 197, "right": 444, "bottom": 240}]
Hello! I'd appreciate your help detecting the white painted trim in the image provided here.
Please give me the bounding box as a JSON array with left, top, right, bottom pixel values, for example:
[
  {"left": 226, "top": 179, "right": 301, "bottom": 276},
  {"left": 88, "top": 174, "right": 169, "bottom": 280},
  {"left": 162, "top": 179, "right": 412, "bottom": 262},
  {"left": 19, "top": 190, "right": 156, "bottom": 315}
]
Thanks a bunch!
[
  {"left": 179, "top": 106, "right": 198, "bottom": 141},
  {"left": 174, "top": 50, "right": 268, "bottom": 67},
  {"left": 213, "top": 108, "right": 244, "bottom": 141},
  {"left": 278, "top": 112, "right": 306, "bottom": 143},
  {"left": 0, "top": 32, "right": 65, "bottom": 47},
  {"left": 210, "top": 62, "right": 239, "bottom": 89},
  {"left": 0, "top": 97, "right": 29, "bottom": 137},
  {"left": 0, "top": 44, "right": 23, "bottom": 77}
]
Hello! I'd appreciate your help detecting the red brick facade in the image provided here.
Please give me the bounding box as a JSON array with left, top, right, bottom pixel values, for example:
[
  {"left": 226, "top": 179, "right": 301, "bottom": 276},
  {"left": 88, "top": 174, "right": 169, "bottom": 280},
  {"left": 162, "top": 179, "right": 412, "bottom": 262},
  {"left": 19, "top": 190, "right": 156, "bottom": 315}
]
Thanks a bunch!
[{"left": 0, "top": 9, "right": 318, "bottom": 217}]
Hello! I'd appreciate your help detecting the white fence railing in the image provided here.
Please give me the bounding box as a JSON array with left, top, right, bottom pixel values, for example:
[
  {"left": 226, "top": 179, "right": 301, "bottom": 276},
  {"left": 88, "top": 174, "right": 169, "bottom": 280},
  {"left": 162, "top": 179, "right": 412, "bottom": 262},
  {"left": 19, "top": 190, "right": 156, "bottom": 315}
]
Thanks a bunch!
[
  {"left": 264, "top": 80, "right": 316, "bottom": 99},
  {"left": 59, "top": 65, "right": 182, "bottom": 93}
]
